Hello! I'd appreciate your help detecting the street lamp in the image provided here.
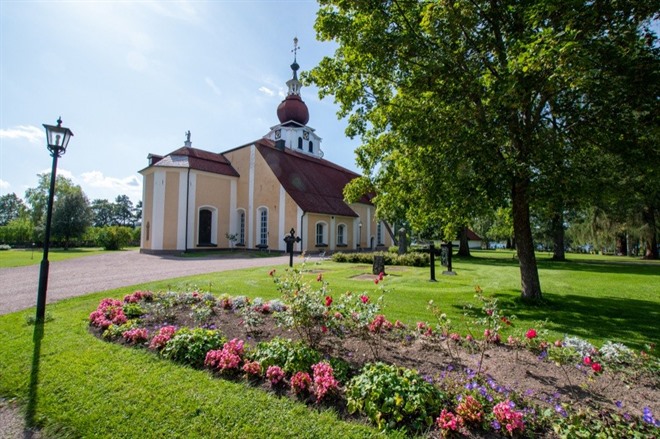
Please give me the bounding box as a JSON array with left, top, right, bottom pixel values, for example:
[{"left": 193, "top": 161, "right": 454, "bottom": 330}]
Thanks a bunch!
[
  {"left": 35, "top": 117, "right": 73, "bottom": 322},
  {"left": 358, "top": 222, "right": 362, "bottom": 251}
]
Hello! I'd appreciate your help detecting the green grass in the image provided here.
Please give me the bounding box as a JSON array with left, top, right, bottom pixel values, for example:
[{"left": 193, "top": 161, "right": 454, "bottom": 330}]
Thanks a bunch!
[
  {"left": 1, "top": 250, "right": 658, "bottom": 437},
  {"left": 0, "top": 247, "right": 139, "bottom": 268}
]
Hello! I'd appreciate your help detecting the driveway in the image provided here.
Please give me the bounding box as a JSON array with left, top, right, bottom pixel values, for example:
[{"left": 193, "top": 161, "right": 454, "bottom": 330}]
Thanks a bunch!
[{"left": 0, "top": 251, "right": 290, "bottom": 315}]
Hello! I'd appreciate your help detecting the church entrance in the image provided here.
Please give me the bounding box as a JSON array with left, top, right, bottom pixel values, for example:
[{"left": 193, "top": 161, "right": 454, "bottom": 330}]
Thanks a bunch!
[{"left": 198, "top": 209, "right": 213, "bottom": 245}]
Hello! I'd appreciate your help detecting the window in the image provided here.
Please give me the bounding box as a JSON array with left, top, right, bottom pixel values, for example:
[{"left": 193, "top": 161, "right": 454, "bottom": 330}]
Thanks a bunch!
[
  {"left": 258, "top": 208, "right": 268, "bottom": 246},
  {"left": 298, "top": 137, "right": 303, "bottom": 149},
  {"left": 199, "top": 209, "right": 213, "bottom": 245},
  {"left": 337, "top": 224, "right": 346, "bottom": 245},
  {"left": 238, "top": 210, "right": 245, "bottom": 245},
  {"left": 315, "top": 222, "right": 326, "bottom": 246},
  {"left": 308, "top": 141, "right": 313, "bottom": 153},
  {"left": 377, "top": 221, "right": 383, "bottom": 245}
]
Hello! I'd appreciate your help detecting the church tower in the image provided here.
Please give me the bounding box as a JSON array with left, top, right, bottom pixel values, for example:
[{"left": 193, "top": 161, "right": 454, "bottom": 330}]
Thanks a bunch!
[{"left": 264, "top": 38, "right": 323, "bottom": 158}]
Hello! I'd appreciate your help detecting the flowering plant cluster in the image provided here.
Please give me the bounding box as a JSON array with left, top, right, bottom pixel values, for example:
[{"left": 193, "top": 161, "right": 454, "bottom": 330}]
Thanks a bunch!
[
  {"left": 89, "top": 298, "right": 127, "bottom": 329},
  {"left": 492, "top": 400, "right": 525, "bottom": 435},
  {"left": 266, "top": 365, "right": 285, "bottom": 386},
  {"left": 311, "top": 361, "right": 338, "bottom": 402},
  {"left": 205, "top": 338, "right": 245, "bottom": 373},
  {"left": 123, "top": 290, "right": 153, "bottom": 304},
  {"left": 436, "top": 409, "right": 465, "bottom": 436},
  {"left": 149, "top": 325, "right": 177, "bottom": 350},
  {"left": 122, "top": 327, "right": 148, "bottom": 344},
  {"left": 290, "top": 371, "right": 312, "bottom": 395}
]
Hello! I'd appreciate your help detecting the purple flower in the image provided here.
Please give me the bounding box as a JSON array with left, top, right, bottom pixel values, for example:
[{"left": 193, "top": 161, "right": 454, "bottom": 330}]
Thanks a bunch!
[
  {"left": 538, "top": 350, "right": 548, "bottom": 360},
  {"left": 642, "top": 406, "right": 655, "bottom": 424},
  {"left": 423, "top": 375, "right": 434, "bottom": 384},
  {"left": 491, "top": 420, "right": 501, "bottom": 430},
  {"left": 615, "top": 400, "right": 623, "bottom": 408},
  {"left": 555, "top": 404, "right": 568, "bottom": 417}
]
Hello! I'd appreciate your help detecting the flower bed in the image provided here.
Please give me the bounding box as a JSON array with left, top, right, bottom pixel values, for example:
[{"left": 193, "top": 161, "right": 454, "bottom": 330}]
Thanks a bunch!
[{"left": 88, "top": 269, "right": 660, "bottom": 437}]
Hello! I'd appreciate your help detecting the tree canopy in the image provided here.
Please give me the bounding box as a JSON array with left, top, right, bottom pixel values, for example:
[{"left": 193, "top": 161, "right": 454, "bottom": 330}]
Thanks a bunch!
[{"left": 307, "top": 0, "right": 658, "bottom": 301}]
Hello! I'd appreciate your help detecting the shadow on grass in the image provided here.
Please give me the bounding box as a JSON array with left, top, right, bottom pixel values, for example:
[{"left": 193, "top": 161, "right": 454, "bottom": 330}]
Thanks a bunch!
[
  {"left": 25, "top": 320, "right": 44, "bottom": 437},
  {"left": 455, "top": 254, "right": 660, "bottom": 276},
  {"left": 491, "top": 293, "right": 660, "bottom": 351}
]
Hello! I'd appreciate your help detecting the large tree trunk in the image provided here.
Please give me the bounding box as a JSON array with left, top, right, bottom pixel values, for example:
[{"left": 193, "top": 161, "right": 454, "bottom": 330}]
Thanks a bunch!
[
  {"left": 551, "top": 212, "right": 565, "bottom": 261},
  {"left": 615, "top": 232, "right": 627, "bottom": 256},
  {"left": 512, "top": 177, "right": 543, "bottom": 301},
  {"left": 457, "top": 226, "right": 471, "bottom": 257},
  {"left": 642, "top": 205, "right": 658, "bottom": 260}
]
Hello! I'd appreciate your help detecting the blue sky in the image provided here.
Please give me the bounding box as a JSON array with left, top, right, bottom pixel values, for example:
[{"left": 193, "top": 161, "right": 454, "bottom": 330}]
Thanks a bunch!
[{"left": 0, "top": 0, "right": 354, "bottom": 204}]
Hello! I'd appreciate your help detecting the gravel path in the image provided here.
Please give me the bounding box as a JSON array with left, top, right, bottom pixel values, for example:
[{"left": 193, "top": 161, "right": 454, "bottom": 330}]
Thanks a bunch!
[{"left": 0, "top": 250, "right": 290, "bottom": 316}]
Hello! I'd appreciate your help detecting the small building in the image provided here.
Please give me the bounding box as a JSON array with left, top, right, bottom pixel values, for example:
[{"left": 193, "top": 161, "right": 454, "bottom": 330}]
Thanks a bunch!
[{"left": 139, "top": 44, "right": 393, "bottom": 254}]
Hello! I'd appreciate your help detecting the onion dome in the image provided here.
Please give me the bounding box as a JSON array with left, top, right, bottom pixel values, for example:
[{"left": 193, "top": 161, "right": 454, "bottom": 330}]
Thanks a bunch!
[{"left": 276, "top": 37, "right": 309, "bottom": 125}]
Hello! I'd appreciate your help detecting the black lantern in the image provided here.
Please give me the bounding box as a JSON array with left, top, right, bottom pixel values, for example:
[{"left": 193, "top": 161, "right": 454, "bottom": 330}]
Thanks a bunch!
[{"left": 36, "top": 117, "right": 73, "bottom": 322}]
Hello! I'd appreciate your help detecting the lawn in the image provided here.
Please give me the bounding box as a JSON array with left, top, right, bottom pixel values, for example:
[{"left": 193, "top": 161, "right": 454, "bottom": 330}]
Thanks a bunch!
[
  {"left": 1, "top": 250, "right": 658, "bottom": 437},
  {"left": 0, "top": 247, "right": 139, "bottom": 268}
]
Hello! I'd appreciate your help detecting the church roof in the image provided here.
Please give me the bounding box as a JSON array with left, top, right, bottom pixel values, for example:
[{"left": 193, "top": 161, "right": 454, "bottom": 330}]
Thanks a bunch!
[
  {"left": 147, "top": 146, "right": 239, "bottom": 177},
  {"left": 254, "top": 139, "right": 370, "bottom": 217}
]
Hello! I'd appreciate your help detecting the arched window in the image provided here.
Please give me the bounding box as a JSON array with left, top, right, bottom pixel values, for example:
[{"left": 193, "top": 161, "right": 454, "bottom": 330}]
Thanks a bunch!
[
  {"left": 237, "top": 210, "right": 245, "bottom": 245},
  {"left": 257, "top": 207, "right": 268, "bottom": 246},
  {"left": 199, "top": 209, "right": 213, "bottom": 245},
  {"left": 315, "top": 222, "right": 327, "bottom": 246},
  {"left": 298, "top": 137, "right": 303, "bottom": 149},
  {"left": 308, "top": 141, "right": 313, "bottom": 153},
  {"left": 337, "top": 224, "right": 346, "bottom": 245}
]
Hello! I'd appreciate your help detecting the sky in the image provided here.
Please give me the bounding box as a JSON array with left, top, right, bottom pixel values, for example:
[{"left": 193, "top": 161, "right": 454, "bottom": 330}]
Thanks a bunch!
[{"left": 0, "top": 0, "right": 356, "bottom": 205}]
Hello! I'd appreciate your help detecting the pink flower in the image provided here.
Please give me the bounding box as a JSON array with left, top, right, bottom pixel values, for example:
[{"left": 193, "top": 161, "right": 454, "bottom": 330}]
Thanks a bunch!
[
  {"left": 456, "top": 395, "right": 483, "bottom": 423},
  {"left": 334, "top": 312, "right": 343, "bottom": 320},
  {"left": 360, "top": 294, "right": 369, "bottom": 304},
  {"left": 436, "top": 409, "right": 464, "bottom": 432},
  {"left": 290, "top": 371, "right": 312, "bottom": 395},
  {"left": 266, "top": 365, "right": 285, "bottom": 385},
  {"left": 378, "top": 272, "right": 384, "bottom": 281},
  {"left": 325, "top": 296, "right": 333, "bottom": 307},
  {"left": 493, "top": 400, "right": 525, "bottom": 434},
  {"left": 311, "top": 361, "right": 338, "bottom": 402},
  {"left": 525, "top": 329, "right": 537, "bottom": 339},
  {"left": 554, "top": 339, "right": 563, "bottom": 347},
  {"left": 591, "top": 362, "right": 603, "bottom": 374},
  {"left": 486, "top": 309, "right": 493, "bottom": 316},
  {"left": 321, "top": 325, "right": 328, "bottom": 333},
  {"left": 583, "top": 356, "right": 592, "bottom": 366},
  {"left": 242, "top": 361, "right": 261, "bottom": 377}
]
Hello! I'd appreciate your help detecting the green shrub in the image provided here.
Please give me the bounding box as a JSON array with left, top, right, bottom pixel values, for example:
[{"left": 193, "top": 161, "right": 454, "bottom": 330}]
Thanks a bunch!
[
  {"left": 122, "top": 303, "right": 144, "bottom": 319},
  {"left": 160, "top": 327, "right": 226, "bottom": 368},
  {"left": 331, "top": 251, "right": 429, "bottom": 267},
  {"left": 97, "top": 226, "right": 133, "bottom": 250},
  {"left": 346, "top": 362, "right": 444, "bottom": 432},
  {"left": 251, "top": 337, "right": 322, "bottom": 374}
]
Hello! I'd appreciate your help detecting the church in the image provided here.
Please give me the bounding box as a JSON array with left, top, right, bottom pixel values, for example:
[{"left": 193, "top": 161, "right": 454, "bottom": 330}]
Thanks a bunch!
[{"left": 139, "top": 43, "right": 393, "bottom": 255}]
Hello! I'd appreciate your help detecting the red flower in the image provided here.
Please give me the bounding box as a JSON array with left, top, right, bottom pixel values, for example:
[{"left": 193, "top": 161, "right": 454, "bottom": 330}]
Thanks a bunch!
[
  {"left": 554, "top": 339, "right": 562, "bottom": 347},
  {"left": 269, "top": 269, "right": 276, "bottom": 277},
  {"left": 374, "top": 278, "right": 379, "bottom": 285},
  {"left": 378, "top": 272, "right": 384, "bottom": 281},
  {"left": 317, "top": 273, "right": 323, "bottom": 282},
  {"left": 321, "top": 325, "right": 328, "bottom": 333},
  {"left": 325, "top": 296, "right": 333, "bottom": 307},
  {"left": 525, "top": 329, "right": 537, "bottom": 339},
  {"left": 583, "top": 356, "right": 592, "bottom": 366},
  {"left": 591, "top": 362, "right": 603, "bottom": 374},
  {"left": 486, "top": 309, "right": 493, "bottom": 316},
  {"left": 360, "top": 295, "right": 369, "bottom": 304}
]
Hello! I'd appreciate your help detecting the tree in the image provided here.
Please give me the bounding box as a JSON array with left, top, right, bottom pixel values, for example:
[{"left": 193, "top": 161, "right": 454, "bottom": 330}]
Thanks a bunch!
[
  {"left": 51, "top": 188, "right": 92, "bottom": 249},
  {"left": 113, "top": 195, "right": 135, "bottom": 227},
  {"left": 308, "top": 0, "right": 657, "bottom": 301},
  {"left": 91, "top": 199, "right": 115, "bottom": 227},
  {"left": 24, "top": 173, "right": 78, "bottom": 232},
  {"left": 0, "top": 193, "right": 27, "bottom": 226}
]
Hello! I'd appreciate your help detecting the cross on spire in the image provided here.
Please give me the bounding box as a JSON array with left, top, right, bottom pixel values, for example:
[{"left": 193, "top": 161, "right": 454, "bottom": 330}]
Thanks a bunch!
[{"left": 292, "top": 37, "right": 300, "bottom": 62}]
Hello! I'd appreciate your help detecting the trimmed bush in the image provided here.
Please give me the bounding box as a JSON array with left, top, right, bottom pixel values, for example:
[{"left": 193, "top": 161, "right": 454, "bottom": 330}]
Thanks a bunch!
[{"left": 331, "top": 251, "right": 430, "bottom": 267}]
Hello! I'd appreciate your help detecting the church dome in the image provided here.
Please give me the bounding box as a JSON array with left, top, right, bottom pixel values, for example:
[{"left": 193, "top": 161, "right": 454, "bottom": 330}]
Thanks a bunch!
[{"left": 277, "top": 94, "right": 309, "bottom": 125}]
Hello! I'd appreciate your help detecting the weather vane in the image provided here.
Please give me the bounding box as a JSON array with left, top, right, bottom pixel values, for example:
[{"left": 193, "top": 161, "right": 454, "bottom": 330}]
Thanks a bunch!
[{"left": 292, "top": 37, "right": 300, "bottom": 61}]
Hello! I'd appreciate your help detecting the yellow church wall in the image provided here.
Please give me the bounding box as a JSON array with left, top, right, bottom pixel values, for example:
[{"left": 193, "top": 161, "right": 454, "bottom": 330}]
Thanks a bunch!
[
  {"left": 142, "top": 173, "right": 154, "bottom": 249},
  {"left": 162, "top": 171, "right": 181, "bottom": 249},
  {"left": 223, "top": 147, "right": 251, "bottom": 244},
  {"left": 194, "top": 172, "right": 233, "bottom": 247},
  {"left": 252, "top": 148, "right": 284, "bottom": 250}
]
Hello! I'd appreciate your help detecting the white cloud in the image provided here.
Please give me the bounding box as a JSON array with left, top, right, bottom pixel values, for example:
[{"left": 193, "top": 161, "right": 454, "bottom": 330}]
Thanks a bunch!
[
  {"left": 0, "top": 125, "right": 44, "bottom": 143},
  {"left": 258, "top": 86, "right": 275, "bottom": 97},
  {"left": 81, "top": 171, "right": 142, "bottom": 195},
  {"left": 0, "top": 179, "right": 10, "bottom": 190},
  {"left": 205, "top": 77, "right": 222, "bottom": 96},
  {"left": 39, "top": 168, "right": 75, "bottom": 181}
]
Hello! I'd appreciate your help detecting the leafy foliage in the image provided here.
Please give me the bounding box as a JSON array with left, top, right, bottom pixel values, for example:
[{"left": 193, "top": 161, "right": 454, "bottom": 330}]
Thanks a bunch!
[{"left": 160, "top": 327, "right": 226, "bottom": 368}]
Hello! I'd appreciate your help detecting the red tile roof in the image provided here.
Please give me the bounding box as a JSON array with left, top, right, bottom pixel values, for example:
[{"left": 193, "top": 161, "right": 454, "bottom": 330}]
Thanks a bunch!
[
  {"left": 152, "top": 146, "right": 239, "bottom": 177},
  {"left": 254, "top": 139, "right": 369, "bottom": 216}
]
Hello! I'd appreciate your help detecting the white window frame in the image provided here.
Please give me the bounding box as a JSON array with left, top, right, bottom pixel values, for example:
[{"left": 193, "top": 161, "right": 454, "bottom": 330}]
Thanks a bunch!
[{"left": 315, "top": 221, "right": 328, "bottom": 246}]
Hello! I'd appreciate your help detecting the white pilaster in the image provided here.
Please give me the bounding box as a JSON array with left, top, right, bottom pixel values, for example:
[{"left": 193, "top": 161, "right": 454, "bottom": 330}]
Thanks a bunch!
[
  {"left": 152, "top": 170, "right": 166, "bottom": 250},
  {"left": 176, "top": 170, "right": 188, "bottom": 250},
  {"left": 330, "top": 216, "right": 336, "bottom": 251},
  {"left": 279, "top": 185, "right": 286, "bottom": 251},
  {"left": 248, "top": 144, "right": 255, "bottom": 248},
  {"left": 229, "top": 179, "right": 237, "bottom": 238},
  {"left": 188, "top": 173, "right": 196, "bottom": 248}
]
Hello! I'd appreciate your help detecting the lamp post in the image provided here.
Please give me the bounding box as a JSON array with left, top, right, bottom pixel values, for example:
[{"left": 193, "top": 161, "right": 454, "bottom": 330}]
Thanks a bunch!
[
  {"left": 35, "top": 117, "right": 73, "bottom": 323},
  {"left": 358, "top": 222, "right": 362, "bottom": 251}
]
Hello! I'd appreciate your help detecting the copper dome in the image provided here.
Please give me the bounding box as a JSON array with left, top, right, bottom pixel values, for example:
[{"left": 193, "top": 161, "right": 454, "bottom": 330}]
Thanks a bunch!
[{"left": 277, "top": 94, "right": 309, "bottom": 125}]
